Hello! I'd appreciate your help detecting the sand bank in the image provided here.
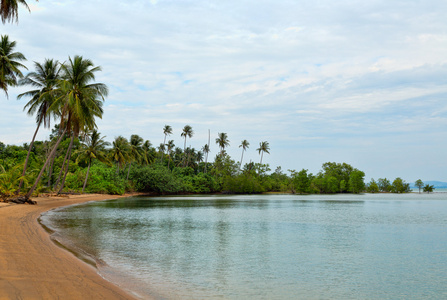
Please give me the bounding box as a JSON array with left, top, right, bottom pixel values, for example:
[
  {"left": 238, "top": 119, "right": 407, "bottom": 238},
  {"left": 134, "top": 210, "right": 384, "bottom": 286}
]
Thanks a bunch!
[{"left": 0, "top": 194, "right": 144, "bottom": 300}]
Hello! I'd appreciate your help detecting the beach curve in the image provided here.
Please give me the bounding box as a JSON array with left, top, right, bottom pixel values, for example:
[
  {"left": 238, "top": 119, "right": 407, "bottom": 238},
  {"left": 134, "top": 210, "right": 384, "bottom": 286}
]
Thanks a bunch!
[{"left": 0, "top": 193, "right": 145, "bottom": 300}]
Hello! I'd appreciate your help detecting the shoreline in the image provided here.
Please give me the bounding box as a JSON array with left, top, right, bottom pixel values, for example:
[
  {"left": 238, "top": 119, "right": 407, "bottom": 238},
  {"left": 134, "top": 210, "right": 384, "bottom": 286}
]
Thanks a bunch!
[{"left": 0, "top": 193, "right": 147, "bottom": 300}]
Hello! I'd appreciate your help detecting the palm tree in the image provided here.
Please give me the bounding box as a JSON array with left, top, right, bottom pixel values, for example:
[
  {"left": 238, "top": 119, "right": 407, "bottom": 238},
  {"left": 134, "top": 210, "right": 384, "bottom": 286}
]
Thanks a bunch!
[
  {"left": 256, "top": 141, "right": 270, "bottom": 164},
  {"left": 127, "top": 134, "right": 143, "bottom": 180},
  {"left": 202, "top": 144, "right": 210, "bottom": 173},
  {"left": 0, "top": 35, "right": 27, "bottom": 97},
  {"left": 181, "top": 125, "right": 193, "bottom": 166},
  {"left": 26, "top": 56, "right": 107, "bottom": 198},
  {"left": 0, "top": 0, "right": 35, "bottom": 23},
  {"left": 215, "top": 132, "right": 230, "bottom": 155},
  {"left": 111, "top": 136, "right": 129, "bottom": 174},
  {"left": 17, "top": 59, "right": 62, "bottom": 192},
  {"left": 75, "top": 130, "right": 109, "bottom": 192},
  {"left": 166, "top": 140, "right": 175, "bottom": 169},
  {"left": 142, "top": 140, "right": 154, "bottom": 165},
  {"left": 161, "top": 125, "right": 172, "bottom": 163},
  {"left": 239, "top": 139, "right": 249, "bottom": 169}
]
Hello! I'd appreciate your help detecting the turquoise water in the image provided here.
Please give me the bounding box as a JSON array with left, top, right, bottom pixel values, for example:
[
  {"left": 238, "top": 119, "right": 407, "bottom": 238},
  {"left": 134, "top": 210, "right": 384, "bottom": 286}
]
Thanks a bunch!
[{"left": 42, "top": 193, "right": 447, "bottom": 299}]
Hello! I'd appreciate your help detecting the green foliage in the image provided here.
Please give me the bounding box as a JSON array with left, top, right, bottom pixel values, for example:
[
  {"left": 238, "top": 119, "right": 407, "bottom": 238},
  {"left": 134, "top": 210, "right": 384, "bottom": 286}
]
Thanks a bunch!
[
  {"left": 389, "top": 177, "right": 411, "bottom": 193},
  {"left": 366, "top": 178, "right": 379, "bottom": 193},
  {"left": 423, "top": 184, "right": 434, "bottom": 193},
  {"left": 130, "top": 164, "right": 183, "bottom": 194},
  {"left": 64, "top": 162, "right": 128, "bottom": 194},
  {"left": 377, "top": 178, "right": 391, "bottom": 192},
  {"left": 348, "top": 170, "right": 365, "bottom": 194},
  {"left": 415, "top": 179, "right": 424, "bottom": 193}
]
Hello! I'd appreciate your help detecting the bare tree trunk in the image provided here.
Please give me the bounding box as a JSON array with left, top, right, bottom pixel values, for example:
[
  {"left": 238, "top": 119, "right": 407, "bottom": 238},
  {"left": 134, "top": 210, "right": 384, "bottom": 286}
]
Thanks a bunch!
[
  {"left": 26, "top": 128, "right": 67, "bottom": 199},
  {"left": 239, "top": 150, "right": 245, "bottom": 170},
  {"left": 18, "top": 119, "right": 42, "bottom": 193},
  {"left": 82, "top": 160, "right": 91, "bottom": 193},
  {"left": 57, "top": 134, "right": 75, "bottom": 194}
]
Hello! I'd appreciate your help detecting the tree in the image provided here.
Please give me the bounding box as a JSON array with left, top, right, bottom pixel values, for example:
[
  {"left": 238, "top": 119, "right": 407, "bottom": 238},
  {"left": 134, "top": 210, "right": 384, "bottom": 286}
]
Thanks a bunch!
[
  {"left": 348, "top": 170, "right": 365, "bottom": 194},
  {"left": 74, "top": 130, "right": 109, "bottom": 192},
  {"left": 0, "top": 0, "right": 36, "bottom": 23},
  {"left": 415, "top": 179, "right": 424, "bottom": 194},
  {"left": 423, "top": 184, "right": 434, "bottom": 193},
  {"left": 256, "top": 141, "right": 270, "bottom": 164},
  {"left": 239, "top": 139, "right": 249, "bottom": 169},
  {"left": 215, "top": 132, "right": 230, "bottom": 155},
  {"left": 390, "top": 177, "right": 411, "bottom": 193},
  {"left": 181, "top": 125, "right": 193, "bottom": 166},
  {"left": 0, "top": 35, "right": 27, "bottom": 97},
  {"left": 142, "top": 140, "right": 155, "bottom": 165},
  {"left": 161, "top": 125, "right": 172, "bottom": 163},
  {"left": 377, "top": 178, "right": 391, "bottom": 192},
  {"left": 366, "top": 178, "right": 379, "bottom": 193},
  {"left": 111, "top": 136, "right": 129, "bottom": 174},
  {"left": 26, "top": 56, "right": 108, "bottom": 198},
  {"left": 17, "top": 59, "right": 62, "bottom": 192},
  {"left": 127, "top": 134, "right": 143, "bottom": 180},
  {"left": 292, "top": 169, "right": 311, "bottom": 194},
  {"left": 166, "top": 140, "right": 175, "bottom": 169},
  {"left": 202, "top": 143, "right": 210, "bottom": 173}
]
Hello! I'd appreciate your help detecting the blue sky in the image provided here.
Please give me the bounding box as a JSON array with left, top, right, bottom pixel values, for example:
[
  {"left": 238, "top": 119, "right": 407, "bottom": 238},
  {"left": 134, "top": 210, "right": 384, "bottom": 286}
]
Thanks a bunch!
[{"left": 2, "top": 0, "right": 447, "bottom": 182}]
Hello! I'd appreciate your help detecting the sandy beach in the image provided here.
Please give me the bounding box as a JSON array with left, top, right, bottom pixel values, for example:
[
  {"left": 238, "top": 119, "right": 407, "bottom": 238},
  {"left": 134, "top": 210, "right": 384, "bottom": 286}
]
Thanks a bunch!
[{"left": 0, "top": 194, "right": 143, "bottom": 300}]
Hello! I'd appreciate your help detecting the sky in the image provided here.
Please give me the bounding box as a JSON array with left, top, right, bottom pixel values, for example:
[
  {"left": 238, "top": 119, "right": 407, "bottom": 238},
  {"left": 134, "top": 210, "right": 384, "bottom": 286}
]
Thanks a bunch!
[{"left": 1, "top": 0, "right": 447, "bottom": 182}]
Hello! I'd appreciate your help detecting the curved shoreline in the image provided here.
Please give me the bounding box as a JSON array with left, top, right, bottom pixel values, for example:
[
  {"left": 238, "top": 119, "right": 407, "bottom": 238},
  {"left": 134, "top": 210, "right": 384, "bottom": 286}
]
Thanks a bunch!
[{"left": 0, "top": 193, "right": 147, "bottom": 300}]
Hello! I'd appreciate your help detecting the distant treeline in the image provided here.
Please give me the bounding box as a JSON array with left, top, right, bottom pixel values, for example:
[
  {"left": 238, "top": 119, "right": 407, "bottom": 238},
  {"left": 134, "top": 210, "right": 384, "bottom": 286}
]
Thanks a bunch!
[{"left": 1, "top": 133, "right": 426, "bottom": 199}]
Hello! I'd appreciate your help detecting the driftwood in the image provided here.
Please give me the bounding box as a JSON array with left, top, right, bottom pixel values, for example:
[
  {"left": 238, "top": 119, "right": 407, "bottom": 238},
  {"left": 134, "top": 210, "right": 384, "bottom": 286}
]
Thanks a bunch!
[{"left": 3, "top": 196, "right": 37, "bottom": 205}]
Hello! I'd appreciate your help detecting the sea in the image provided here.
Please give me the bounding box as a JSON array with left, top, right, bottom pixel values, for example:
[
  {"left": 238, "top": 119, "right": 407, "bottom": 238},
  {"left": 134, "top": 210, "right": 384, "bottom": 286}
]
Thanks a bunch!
[{"left": 40, "top": 192, "right": 447, "bottom": 299}]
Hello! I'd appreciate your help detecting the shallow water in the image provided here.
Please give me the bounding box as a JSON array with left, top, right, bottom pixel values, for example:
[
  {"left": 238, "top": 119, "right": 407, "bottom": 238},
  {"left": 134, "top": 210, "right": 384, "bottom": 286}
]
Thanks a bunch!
[{"left": 42, "top": 193, "right": 447, "bottom": 299}]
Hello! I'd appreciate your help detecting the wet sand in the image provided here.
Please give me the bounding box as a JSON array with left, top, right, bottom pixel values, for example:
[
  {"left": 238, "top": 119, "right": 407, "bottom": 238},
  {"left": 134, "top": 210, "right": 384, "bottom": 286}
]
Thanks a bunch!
[{"left": 0, "top": 194, "right": 146, "bottom": 300}]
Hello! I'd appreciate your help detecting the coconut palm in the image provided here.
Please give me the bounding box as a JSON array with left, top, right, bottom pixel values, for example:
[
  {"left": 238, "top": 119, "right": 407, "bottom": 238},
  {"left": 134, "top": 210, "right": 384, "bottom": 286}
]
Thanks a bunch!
[
  {"left": 215, "top": 132, "right": 230, "bottom": 155},
  {"left": 75, "top": 130, "right": 109, "bottom": 192},
  {"left": 142, "top": 140, "right": 155, "bottom": 165},
  {"left": 26, "top": 55, "right": 107, "bottom": 198},
  {"left": 256, "top": 141, "right": 270, "bottom": 164},
  {"left": 161, "top": 124, "right": 172, "bottom": 163},
  {"left": 202, "top": 143, "right": 210, "bottom": 173},
  {"left": 0, "top": 0, "right": 35, "bottom": 23},
  {"left": 16, "top": 59, "right": 62, "bottom": 192},
  {"left": 111, "top": 136, "right": 129, "bottom": 174},
  {"left": 127, "top": 134, "right": 143, "bottom": 180},
  {"left": 239, "top": 139, "right": 249, "bottom": 169},
  {"left": 166, "top": 140, "right": 175, "bottom": 169},
  {"left": 0, "top": 35, "right": 27, "bottom": 97},
  {"left": 181, "top": 125, "right": 193, "bottom": 166}
]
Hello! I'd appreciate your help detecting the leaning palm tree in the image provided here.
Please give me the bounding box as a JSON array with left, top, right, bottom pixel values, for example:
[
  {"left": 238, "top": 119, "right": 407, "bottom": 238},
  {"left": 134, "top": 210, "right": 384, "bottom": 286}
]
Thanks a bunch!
[
  {"left": 142, "top": 140, "right": 154, "bottom": 165},
  {"left": 239, "top": 139, "right": 249, "bottom": 169},
  {"left": 215, "top": 132, "right": 230, "bottom": 155},
  {"left": 17, "top": 59, "right": 62, "bottom": 192},
  {"left": 161, "top": 124, "right": 172, "bottom": 163},
  {"left": 26, "top": 55, "right": 107, "bottom": 199},
  {"left": 181, "top": 125, "right": 193, "bottom": 166},
  {"left": 256, "top": 141, "right": 270, "bottom": 164},
  {"left": 0, "top": 35, "right": 27, "bottom": 97},
  {"left": 0, "top": 0, "right": 36, "bottom": 23},
  {"left": 74, "top": 130, "right": 109, "bottom": 192}
]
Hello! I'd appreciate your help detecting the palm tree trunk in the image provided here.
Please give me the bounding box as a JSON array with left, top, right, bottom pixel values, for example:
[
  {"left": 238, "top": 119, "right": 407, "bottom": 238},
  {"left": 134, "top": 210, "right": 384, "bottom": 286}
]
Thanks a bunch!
[
  {"left": 26, "top": 128, "right": 67, "bottom": 199},
  {"left": 47, "top": 148, "right": 57, "bottom": 187},
  {"left": 260, "top": 152, "right": 264, "bottom": 165},
  {"left": 55, "top": 143, "right": 70, "bottom": 188},
  {"left": 18, "top": 118, "right": 42, "bottom": 193},
  {"left": 240, "top": 150, "right": 244, "bottom": 169},
  {"left": 57, "top": 134, "right": 75, "bottom": 194},
  {"left": 82, "top": 160, "right": 91, "bottom": 193}
]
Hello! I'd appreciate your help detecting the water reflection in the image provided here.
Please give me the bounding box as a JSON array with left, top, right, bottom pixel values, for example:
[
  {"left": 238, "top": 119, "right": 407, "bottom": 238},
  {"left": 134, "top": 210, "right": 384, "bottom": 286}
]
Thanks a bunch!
[{"left": 42, "top": 194, "right": 447, "bottom": 300}]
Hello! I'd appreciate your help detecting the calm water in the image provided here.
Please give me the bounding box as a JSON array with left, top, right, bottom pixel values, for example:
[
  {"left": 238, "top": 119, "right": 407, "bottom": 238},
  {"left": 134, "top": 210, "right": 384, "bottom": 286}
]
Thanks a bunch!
[{"left": 41, "top": 193, "right": 447, "bottom": 299}]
